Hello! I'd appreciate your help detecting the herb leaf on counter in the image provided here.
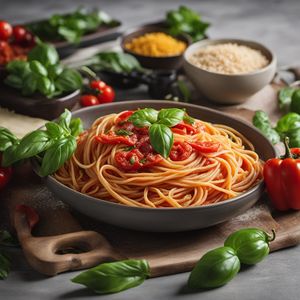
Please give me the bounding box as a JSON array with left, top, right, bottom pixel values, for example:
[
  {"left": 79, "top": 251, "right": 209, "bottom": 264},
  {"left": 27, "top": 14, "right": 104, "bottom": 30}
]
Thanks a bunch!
[
  {"left": 0, "top": 128, "right": 19, "bottom": 152},
  {"left": 252, "top": 111, "right": 280, "bottom": 145},
  {"left": 278, "top": 87, "right": 295, "bottom": 112},
  {"left": 166, "top": 6, "right": 210, "bottom": 42},
  {"left": 71, "top": 259, "right": 150, "bottom": 294}
]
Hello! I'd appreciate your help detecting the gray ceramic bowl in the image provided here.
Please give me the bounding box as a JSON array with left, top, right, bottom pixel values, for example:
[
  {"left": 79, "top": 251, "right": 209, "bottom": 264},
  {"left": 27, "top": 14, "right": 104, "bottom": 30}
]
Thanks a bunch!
[
  {"left": 45, "top": 100, "right": 275, "bottom": 232},
  {"left": 183, "top": 39, "right": 277, "bottom": 104}
]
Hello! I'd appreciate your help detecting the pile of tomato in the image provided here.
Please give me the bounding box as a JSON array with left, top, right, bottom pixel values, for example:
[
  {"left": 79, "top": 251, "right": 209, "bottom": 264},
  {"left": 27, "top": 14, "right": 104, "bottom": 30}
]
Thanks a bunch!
[{"left": 0, "top": 20, "right": 35, "bottom": 65}]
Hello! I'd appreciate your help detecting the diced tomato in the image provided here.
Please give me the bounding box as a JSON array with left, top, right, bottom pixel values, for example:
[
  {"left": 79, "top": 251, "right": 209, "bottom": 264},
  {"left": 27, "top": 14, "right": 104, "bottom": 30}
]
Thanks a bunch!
[
  {"left": 95, "top": 131, "right": 137, "bottom": 146},
  {"left": 189, "top": 141, "right": 220, "bottom": 153},
  {"left": 136, "top": 135, "right": 153, "bottom": 155},
  {"left": 15, "top": 204, "right": 39, "bottom": 230},
  {"left": 170, "top": 141, "right": 193, "bottom": 161},
  {"left": 115, "top": 110, "right": 134, "bottom": 125},
  {"left": 115, "top": 149, "right": 143, "bottom": 171},
  {"left": 115, "top": 149, "right": 162, "bottom": 171},
  {"left": 172, "top": 122, "right": 197, "bottom": 135}
]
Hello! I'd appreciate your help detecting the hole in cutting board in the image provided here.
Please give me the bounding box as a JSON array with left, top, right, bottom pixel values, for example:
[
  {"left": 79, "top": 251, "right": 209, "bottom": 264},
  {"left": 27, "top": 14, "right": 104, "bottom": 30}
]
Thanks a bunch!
[{"left": 55, "top": 242, "right": 91, "bottom": 255}]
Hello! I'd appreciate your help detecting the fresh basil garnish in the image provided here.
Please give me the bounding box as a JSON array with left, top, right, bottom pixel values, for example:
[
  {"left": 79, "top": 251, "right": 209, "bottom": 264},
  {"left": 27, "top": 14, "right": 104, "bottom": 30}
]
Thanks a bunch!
[
  {"left": 71, "top": 259, "right": 150, "bottom": 294},
  {"left": 128, "top": 108, "right": 158, "bottom": 128},
  {"left": 1, "top": 109, "right": 82, "bottom": 176},
  {"left": 183, "top": 114, "right": 195, "bottom": 125},
  {"left": 150, "top": 124, "right": 174, "bottom": 158},
  {"left": 115, "top": 129, "right": 133, "bottom": 136},
  {"left": 0, "top": 128, "right": 19, "bottom": 152},
  {"left": 157, "top": 108, "right": 185, "bottom": 127},
  {"left": 0, "top": 252, "right": 11, "bottom": 280},
  {"left": 252, "top": 111, "right": 280, "bottom": 145}
]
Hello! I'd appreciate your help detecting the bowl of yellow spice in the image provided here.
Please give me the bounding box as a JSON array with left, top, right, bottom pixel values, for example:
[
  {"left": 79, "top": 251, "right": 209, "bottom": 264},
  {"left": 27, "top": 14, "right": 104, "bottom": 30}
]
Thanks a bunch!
[{"left": 121, "top": 24, "right": 191, "bottom": 70}]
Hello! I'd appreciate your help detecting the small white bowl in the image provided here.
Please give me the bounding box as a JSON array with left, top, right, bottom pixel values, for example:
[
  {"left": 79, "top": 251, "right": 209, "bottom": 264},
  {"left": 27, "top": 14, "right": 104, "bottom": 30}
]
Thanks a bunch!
[{"left": 183, "top": 39, "right": 277, "bottom": 104}]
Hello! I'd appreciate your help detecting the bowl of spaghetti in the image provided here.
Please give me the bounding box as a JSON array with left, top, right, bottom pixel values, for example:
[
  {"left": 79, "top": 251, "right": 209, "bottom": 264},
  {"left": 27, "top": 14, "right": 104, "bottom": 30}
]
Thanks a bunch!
[{"left": 46, "top": 100, "right": 275, "bottom": 232}]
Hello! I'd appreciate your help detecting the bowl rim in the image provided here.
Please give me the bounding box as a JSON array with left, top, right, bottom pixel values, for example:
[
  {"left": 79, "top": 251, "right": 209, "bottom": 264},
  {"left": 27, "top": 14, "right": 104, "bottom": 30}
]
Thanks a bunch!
[
  {"left": 183, "top": 38, "right": 277, "bottom": 77},
  {"left": 46, "top": 99, "right": 275, "bottom": 212},
  {"left": 120, "top": 23, "right": 191, "bottom": 59}
]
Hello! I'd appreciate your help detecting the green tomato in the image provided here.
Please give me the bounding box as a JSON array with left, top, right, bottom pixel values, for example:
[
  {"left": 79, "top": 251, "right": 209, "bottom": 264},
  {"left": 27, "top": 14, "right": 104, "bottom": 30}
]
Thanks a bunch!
[
  {"left": 290, "top": 89, "right": 300, "bottom": 114},
  {"left": 188, "top": 246, "right": 240, "bottom": 289},
  {"left": 224, "top": 228, "right": 275, "bottom": 265}
]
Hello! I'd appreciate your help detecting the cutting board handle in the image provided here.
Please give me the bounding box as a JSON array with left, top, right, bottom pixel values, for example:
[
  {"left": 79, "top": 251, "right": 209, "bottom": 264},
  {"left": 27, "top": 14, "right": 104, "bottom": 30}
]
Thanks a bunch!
[{"left": 14, "top": 209, "right": 124, "bottom": 276}]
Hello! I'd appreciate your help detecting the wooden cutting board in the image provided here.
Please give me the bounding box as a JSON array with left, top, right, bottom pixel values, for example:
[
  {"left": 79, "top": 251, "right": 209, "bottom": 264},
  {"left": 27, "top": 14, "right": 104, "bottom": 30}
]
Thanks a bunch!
[{"left": 1, "top": 79, "right": 300, "bottom": 277}]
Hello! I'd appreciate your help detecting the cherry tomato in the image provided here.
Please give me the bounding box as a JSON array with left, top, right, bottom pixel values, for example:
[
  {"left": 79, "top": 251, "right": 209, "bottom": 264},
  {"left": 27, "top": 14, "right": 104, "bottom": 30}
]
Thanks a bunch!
[
  {"left": 115, "top": 110, "right": 134, "bottom": 125},
  {"left": 12, "top": 25, "right": 27, "bottom": 43},
  {"left": 96, "top": 131, "right": 137, "bottom": 146},
  {"left": 0, "top": 154, "right": 12, "bottom": 190},
  {"left": 15, "top": 204, "right": 39, "bottom": 230},
  {"left": 0, "top": 21, "right": 12, "bottom": 41},
  {"left": 97, "top": 85, "right": 115, "bottom": 104},
  {"left": 90, "top": 80, "right": 106, "bottom": 91},
  {"left": 170, "top": 141, "right": 193, "bottom": 161},
  {"left": 189, "top": 141, "right": 220, "bottom": 153},
  {"left": 80, "top": 94, "right": 100, "bottom": 107},
  {"left": 21, "top": 31, "right": 35, "bottom": 47},
  {"left": 115, "top": 149, "right": 144, "bottom": 171}
]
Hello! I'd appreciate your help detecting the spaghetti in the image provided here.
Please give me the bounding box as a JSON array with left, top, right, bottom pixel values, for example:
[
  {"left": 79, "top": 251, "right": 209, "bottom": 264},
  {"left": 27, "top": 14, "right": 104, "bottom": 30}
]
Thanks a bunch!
[{"left": 55, "top": 109, "right": 263, "bottom": 208}]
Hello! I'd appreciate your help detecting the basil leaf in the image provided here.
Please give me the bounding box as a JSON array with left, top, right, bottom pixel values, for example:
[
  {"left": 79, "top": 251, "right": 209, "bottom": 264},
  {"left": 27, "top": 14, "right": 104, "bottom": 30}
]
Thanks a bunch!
[
  {"left": 58, "top": 26, "right": 80, "bottom": 43},
  {"left": 6, "top": 60, "right": 30, "bottom": 77},
  {"left": 287, "top": 128, "right": 300, "bottom": 148},
  {"left": 115, "top": 129, "right": 133, "bottom": 136},
  {"left": 4, "top": 74, "right": 23, "bottom": 89},
  {"left": 278, "top": 87, "right": 295, "bottom": 112},
  {"left": 275, "top": 112, "right": 300, "bottom": 134},
  {"left": 69, "top": 118, "right": 83, "bottom": 137},
  {"left": 0, "top": 230, "right": 19, "bottom": 247},
  {"left": 28, "top": 43, "right": 59, "bottom": 66},
  {"left": 149, "top": 124, "right": 173, "bottom": 158},
  {"left": 0, "top": 252, "right": 10, "bottom": 280},
  {"left": 2, "top": 130, "right": 52, "bottom": 166},
  {"left": 36, "top": 76, "right": 53, "bottom": 96},
  {"left": 22, "top": 73, "right": 38, "bottom": 96},
  {"left": 45, "top": 122, "right": 65, "bottom": 138},
  {"left": 57, "top": 109, "right": 72, "bottom": 133},
  {"left": 128, "top": 108, "right": 158, "bottom": 128},
  {"left": 290, "top": 89, "right": 300, "bottom": 114},
  {"left": 157, "top": 108, "right": 185, "bottom": 127},
  {"left": 71, "top": 259, "right": 150, "bottom": 294},
  {"left": 252, "top": 111, "right": 280, "bottom": 145},
  {"left": 30, "top": 60, "right": 48, "bottom": 77},
  {"left": 40, "top": 136, "right": 76, "bottom": 176},
  {"left": 47, "top": 64, "right": 63, "bottom": 80},
  {"left": 177, "top": 80, "right": 191, "bottom": 103},
  {"left": 0, "top": 127, "right": 19, "bottom": 152},
  {"left": 55, "top": 69, "right": 83, "bottom": 93},
  {"left": 183, "top": 114, "right": 195, "bottom": 125}
]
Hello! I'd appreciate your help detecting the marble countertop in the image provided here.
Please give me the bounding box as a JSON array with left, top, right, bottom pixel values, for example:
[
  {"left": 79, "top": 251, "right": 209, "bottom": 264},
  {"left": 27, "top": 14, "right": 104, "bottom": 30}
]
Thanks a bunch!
[{"left": 1, "top": 0, "right": 300, "bottom": 299}]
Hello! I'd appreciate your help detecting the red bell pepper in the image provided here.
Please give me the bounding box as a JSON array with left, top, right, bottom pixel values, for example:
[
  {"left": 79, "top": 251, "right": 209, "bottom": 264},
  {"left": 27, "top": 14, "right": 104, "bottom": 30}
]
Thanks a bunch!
[{"left": 263, "top": 137, "right": 300, "bottom": 211}]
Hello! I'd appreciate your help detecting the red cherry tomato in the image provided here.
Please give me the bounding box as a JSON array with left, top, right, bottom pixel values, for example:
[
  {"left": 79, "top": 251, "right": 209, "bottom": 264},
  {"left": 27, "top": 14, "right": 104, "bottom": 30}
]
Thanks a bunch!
[
  {"left": 115, "top": 149, "right": 144, "bottom": 171},
  {"left": 95, "top": 131, "right": 137, "bottom": 146},
  {"left": 170, "top": 141, "right": 193, "bottom": 161},
  {"left": 0, "top": 153, "right": 12, "bottom": 190},
  {"left": 0, "top": 21, "right": 12, "bottom": 41},
  {"left": 12, "top": 25, "right": 27, "bottom": 43},
  {"left": 90, "top": 80, "right": 106, "bottom": 91},
  {"left": 15, "top": 204, "right": 39, "bottom": 230},
  {"left": 97, "top": 85, "right": 115, "bottom": 104},
  {"left": 189, "top": 141, "right": 220, "bottom": 153},
  {"left": 80, "top": 94, "right": 100, "bottom": 107},
  {"left": 115, "top": 110, "right": 134, "bottom": 125}
]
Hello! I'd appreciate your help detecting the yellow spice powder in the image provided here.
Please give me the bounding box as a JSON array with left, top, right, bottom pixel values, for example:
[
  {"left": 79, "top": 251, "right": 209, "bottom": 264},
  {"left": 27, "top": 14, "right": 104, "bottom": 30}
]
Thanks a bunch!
[{"left": 125, "top": 32, "right": 187, "bottom": 57}]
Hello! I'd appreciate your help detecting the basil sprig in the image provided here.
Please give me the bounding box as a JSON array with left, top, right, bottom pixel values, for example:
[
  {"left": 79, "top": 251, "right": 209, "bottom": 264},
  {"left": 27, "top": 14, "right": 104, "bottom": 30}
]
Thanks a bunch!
[
  {"left": 128, "top": 108, "right": 192, "bottom": 158},
  {"left": 71, "top": 259, "right": 150, "bottom": 294},
  {"left": 5, "top": 43, "right": 83, "bottom": 99},
  {"left": 0, "top": 110, "right": 82, "bottom": 176}
]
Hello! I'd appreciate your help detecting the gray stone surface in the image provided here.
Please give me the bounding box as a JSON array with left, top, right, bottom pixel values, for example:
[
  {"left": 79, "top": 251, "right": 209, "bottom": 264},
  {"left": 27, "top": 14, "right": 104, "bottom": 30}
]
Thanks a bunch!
[{"left": 1, "top": 0, "right": 300, "bottom": 299}]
